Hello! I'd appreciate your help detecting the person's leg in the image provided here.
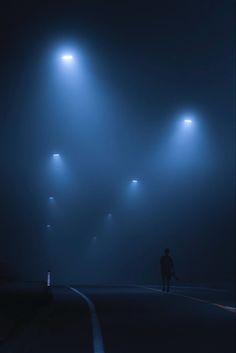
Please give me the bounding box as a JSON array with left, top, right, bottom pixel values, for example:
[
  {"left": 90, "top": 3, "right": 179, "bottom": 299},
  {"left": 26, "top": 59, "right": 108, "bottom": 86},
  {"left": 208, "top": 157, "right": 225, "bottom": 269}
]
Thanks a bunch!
[
  {"left": 166, "top": 275, "right": 171, "bottom": 292},
  {"left": 161, "top": 272, "right": 166, "bottom": 291}
]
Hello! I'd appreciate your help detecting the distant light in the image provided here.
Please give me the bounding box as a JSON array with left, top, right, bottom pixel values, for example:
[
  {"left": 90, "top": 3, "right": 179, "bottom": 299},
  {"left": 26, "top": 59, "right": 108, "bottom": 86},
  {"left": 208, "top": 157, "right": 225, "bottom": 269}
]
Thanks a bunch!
[
  {"left": 53, "top": 153, "right": 60, "bottom": 158},
  {"left": 49, "top": 196, "right": 54, "bottom": 201},
  {"left": 46, "top": 225, "right": 51, "bottom": 229},
  {"left": 184, "top": 119, "right": 192, "bottom": 125},
  {"left": 47, "top": 271, "right": 51, "bottom": 287},
  {"left": 61, "top": 55, "right": 74, "bottom": 61},
  {"left": 132, "top": 179, "right": 138, "bottom": 184}
]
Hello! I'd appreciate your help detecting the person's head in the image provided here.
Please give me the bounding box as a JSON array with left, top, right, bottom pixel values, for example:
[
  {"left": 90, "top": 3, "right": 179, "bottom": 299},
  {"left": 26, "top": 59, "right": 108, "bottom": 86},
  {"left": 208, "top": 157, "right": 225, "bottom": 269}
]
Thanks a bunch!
[{"left": 165, "top": 248, "right": 170, "bottom": 255}]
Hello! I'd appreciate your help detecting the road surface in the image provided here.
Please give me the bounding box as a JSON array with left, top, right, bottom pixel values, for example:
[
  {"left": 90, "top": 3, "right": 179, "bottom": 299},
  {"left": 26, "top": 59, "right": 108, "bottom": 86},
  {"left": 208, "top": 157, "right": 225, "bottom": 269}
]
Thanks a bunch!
[{"left": 1, "top": 285, "right": 235, "bottom": 353}]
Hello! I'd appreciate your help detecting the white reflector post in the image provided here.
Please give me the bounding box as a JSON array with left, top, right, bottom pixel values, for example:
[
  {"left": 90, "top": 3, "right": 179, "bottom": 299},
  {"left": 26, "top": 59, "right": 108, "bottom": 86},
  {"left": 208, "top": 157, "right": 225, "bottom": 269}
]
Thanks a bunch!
[{"left": 47, "top": 270, "right": 51, "bottom": 287}]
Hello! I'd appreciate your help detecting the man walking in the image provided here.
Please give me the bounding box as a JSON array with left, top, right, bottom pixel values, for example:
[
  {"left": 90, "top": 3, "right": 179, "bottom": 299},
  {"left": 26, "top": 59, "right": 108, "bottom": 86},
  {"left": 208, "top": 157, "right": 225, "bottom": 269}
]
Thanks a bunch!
[{"left": 160, "top": 248, "right": 174, "bottom": 292}]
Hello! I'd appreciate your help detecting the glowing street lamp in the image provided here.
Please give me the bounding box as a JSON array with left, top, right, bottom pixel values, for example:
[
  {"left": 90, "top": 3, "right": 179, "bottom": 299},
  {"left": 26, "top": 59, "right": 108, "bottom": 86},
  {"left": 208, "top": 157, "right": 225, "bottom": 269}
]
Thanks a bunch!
[
  {"left": 61, "top": 55, "right": 74, "bottom": 62},
  {"left": 184, "top": 119, "right": 192, "bottom": 125}
]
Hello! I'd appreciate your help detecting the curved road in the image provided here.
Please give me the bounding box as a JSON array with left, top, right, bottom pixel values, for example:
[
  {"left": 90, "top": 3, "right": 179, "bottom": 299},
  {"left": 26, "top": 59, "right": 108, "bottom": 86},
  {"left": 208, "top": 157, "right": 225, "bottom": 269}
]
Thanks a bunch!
[{"left": 2, "top": 285, "right": 235, "bottom": 353}]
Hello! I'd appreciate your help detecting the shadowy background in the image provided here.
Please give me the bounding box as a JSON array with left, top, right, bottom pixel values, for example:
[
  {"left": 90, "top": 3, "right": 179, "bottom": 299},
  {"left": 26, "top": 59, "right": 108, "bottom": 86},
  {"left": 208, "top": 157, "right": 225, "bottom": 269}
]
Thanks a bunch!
[{"left": 0, "top": 0, "right": 235, "bottom": 285}]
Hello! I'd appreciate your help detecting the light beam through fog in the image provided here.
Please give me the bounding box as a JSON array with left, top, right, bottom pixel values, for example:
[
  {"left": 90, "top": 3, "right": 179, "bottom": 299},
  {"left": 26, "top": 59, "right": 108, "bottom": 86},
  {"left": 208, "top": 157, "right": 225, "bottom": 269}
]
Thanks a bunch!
[{"left": 1, "top": 14, "right": 233, "bottom": 286}]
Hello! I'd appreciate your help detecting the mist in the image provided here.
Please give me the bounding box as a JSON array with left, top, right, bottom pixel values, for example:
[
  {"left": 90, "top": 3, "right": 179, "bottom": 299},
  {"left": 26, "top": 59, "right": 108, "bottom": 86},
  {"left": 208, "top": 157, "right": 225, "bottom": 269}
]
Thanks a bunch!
[{"left": 0, "top": 1, "right": 234, "bottom": 286}]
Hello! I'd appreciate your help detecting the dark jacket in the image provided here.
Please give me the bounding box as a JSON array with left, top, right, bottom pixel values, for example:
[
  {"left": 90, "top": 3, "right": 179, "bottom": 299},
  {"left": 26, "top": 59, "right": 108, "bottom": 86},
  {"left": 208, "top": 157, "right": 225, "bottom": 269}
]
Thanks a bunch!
[{"left": 160, "top": 255, "right": 174, "bottom": 276}]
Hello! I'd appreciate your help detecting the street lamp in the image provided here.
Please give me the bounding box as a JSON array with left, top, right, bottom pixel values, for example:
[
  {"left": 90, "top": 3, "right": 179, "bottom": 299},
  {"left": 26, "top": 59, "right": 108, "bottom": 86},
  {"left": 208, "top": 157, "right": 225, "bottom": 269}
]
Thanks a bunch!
[
  {"left": 61, "top": 54, "right": 74, "bottom": 61},
  {"left": 61, "top": 55, "right": 74, "bottom": 64},
  {"left": 184, "top": 119, "right": 192, "bottom": 125}
]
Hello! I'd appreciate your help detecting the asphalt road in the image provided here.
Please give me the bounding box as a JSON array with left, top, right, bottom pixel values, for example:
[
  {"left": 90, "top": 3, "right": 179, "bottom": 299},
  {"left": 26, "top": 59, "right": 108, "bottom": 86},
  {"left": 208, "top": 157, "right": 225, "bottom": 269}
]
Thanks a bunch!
[{"left": 1, "top": 285, "right": 235, "bottom": 353}]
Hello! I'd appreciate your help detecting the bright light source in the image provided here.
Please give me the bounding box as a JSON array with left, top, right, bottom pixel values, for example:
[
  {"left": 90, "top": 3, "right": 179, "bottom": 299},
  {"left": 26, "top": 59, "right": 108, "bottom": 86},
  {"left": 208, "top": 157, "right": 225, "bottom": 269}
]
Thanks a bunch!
[
  {"left": 49, "top": 196, "right": 54, "bottom": 201},
  {"left": 132, "top": 179, "right": 138, "bottom": 184},
  {"left": 51, "top": 153, "right": 63, "bottom": 170},
  {"left": 184, "top": 119, "right": 192, "bottom": 125},
  {"left": 61, "top": 55, "right": 74, "bottom": 61}
]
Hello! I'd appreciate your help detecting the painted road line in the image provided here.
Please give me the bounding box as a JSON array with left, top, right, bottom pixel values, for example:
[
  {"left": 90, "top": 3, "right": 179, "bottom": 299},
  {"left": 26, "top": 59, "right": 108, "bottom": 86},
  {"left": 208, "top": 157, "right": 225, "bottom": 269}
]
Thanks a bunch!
[
  {"left": 213, "top": 304, "right": 236, "bottom": 314},
  {"left": 170, "top": 285, "right": 229, "bottom": 293},
  {"left": 140, "top": 286, "right": 236, "bottom": 314},
  {"left": 141, "top": 284, "right": 229, "bottom": 293},
  {"left": 70, "top": 287, "right": 105, "bottom": 353}
]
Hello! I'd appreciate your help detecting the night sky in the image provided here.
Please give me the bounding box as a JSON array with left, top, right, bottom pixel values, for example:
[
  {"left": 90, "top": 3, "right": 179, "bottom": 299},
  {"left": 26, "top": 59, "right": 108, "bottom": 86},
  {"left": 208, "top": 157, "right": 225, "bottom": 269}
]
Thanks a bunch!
[{"left": 0, "top": 0, "right": 235, "bottom": 284}]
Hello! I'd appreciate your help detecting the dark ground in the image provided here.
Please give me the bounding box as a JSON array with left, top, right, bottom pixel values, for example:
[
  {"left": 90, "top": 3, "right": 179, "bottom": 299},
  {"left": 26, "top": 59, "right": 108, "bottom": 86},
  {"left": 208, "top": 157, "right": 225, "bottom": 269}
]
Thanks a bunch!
[
  {"left": 0, "top": 283, "right": 48, "bottom": 343},
  {"left": 0, "top": 283, "right": 235, "bottom": 353}
]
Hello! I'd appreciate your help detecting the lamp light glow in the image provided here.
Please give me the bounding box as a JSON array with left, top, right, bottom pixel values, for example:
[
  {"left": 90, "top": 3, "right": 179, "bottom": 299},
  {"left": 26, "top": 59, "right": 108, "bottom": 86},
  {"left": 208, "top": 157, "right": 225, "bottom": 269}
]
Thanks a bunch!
[
  {"left": 61, "top": 55, "right": 74, "bottom": 61},
  {"left": 184, "top": 119, "right": 192, "bottom": 124}
]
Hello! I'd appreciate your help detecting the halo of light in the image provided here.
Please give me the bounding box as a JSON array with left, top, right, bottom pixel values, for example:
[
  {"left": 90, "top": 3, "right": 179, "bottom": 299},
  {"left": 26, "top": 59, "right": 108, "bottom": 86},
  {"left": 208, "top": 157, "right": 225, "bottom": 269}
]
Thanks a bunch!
[
  {"left": 184, "top": 119, "right": 192, "bottom": 125},
  {"left": 61, "top": 55, "right": 74, "bottom": 61}
]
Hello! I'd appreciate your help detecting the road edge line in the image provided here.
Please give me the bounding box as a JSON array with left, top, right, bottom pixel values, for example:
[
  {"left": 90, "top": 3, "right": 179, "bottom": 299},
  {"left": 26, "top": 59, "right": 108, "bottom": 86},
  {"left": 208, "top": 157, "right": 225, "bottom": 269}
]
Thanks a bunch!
[
  {"left": 139, "top": 285, "right": 236, "bottom": 314},
  {"left": 70, "top": 287, "right": 105, "bottom": 353}
]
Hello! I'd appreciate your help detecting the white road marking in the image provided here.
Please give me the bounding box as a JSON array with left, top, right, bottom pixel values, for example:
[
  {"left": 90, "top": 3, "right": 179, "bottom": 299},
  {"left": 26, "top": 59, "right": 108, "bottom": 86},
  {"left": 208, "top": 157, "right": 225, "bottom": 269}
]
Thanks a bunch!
[
  {"left": 169, "top": 285, "right": 229, "bottom": 293},
  {"left": 70, "top": 287, "right": 105, "bottom": 353},
  {"left": 139, "top": 285, "right": 236, "bottom": 314},
  {"left": 139, "top": 284, "right": 229, "bottom": 293},
  {"left": 212, "top": 304, "right": 236, "bottom": 314}
]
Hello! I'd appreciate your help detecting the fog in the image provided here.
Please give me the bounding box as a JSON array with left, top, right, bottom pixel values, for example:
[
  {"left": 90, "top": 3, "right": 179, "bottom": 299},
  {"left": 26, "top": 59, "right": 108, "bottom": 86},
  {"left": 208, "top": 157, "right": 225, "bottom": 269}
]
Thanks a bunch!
[{"left": 0, "top": 1, "right": 234, "bottom": 285}]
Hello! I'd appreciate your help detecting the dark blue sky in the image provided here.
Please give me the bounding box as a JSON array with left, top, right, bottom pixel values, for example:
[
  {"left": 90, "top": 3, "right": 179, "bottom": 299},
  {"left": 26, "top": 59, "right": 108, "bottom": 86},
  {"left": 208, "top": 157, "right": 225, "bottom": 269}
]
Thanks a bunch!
[{"left": 0, "top": 0, "right": 234, "bottom": 284}]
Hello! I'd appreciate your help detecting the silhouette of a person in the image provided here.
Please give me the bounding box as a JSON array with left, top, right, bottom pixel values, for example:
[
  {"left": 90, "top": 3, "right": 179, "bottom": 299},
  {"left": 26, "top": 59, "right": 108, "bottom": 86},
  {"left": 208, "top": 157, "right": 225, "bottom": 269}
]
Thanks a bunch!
[{"left": 160, "top": 248, "right": 174, "bottom": 292}]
